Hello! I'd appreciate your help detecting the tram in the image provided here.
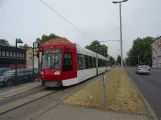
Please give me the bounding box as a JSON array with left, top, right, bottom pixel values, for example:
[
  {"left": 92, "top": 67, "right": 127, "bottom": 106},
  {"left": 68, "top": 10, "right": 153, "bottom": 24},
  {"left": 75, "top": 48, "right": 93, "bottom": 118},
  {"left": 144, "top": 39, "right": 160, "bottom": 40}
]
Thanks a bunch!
[{"left": 40, "top": 43, "right": 110, "bottom": 87}]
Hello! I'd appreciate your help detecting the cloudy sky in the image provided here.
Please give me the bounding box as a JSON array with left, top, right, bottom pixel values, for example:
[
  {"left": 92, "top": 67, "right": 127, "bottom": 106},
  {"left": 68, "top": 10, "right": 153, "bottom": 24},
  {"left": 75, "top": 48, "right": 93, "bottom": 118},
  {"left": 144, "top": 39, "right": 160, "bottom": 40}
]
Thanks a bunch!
[{"left": 0, "top": 0, "right": 161, "bottom": 59}]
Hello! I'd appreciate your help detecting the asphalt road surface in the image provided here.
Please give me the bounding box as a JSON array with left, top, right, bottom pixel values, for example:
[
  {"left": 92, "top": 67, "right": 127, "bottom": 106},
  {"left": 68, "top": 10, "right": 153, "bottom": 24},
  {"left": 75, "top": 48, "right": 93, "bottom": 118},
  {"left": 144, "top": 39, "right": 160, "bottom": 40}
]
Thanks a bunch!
[{"left": 126, "top": 67, "right": 161, "bottom": 119}]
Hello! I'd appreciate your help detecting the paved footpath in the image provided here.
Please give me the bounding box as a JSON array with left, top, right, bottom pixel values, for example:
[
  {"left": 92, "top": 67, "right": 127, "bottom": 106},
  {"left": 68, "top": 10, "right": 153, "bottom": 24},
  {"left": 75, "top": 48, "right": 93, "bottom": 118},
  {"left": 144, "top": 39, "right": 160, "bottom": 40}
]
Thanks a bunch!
[{"left": 33, "top": 104, "right": 148, "bottom": 120}]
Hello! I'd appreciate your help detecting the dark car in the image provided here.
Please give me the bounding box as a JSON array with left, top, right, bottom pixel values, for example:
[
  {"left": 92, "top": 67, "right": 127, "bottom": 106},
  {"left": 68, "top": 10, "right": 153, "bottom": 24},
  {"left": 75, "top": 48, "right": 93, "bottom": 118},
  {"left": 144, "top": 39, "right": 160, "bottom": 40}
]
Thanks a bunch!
[
  {"left": 21, "top": 69, "right": 35, "bottom": 81},
  {"left": 26, "top": 68, "right": 38, "bottom": 79},
  {"left": 0, "top": 70, "right": 30, "bottom": 87},
  {"left": 0, "top": 68, "right": 11, "bottom": 76}
]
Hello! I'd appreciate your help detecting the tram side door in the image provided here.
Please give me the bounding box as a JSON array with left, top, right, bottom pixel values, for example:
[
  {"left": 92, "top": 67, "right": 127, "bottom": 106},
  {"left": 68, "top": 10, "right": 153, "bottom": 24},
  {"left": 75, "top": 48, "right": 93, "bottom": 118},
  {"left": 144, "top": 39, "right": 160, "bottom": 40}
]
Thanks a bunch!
[{"left": 61, "top": 48, "right": 77, "bottom": 81}]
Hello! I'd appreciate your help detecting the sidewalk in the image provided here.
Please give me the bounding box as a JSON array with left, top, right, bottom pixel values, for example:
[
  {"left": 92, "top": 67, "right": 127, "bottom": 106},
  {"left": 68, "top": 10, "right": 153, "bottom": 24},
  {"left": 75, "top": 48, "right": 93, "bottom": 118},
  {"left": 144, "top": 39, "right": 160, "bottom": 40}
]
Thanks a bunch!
[{"left": 34, "top": 104, "right": 148, "bottom": 120}]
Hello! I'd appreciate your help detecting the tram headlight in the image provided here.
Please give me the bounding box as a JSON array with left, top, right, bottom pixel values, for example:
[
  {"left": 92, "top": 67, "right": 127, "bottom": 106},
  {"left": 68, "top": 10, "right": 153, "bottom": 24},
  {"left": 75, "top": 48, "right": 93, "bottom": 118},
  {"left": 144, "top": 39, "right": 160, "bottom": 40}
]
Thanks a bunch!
[{"left": 54, "top": 70, "right": 60, "bottom": 75}]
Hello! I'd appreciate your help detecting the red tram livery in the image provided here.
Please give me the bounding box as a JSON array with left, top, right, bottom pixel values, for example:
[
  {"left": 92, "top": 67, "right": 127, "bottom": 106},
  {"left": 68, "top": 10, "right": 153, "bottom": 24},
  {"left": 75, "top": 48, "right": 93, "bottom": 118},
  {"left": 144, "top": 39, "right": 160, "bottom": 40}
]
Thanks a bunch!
[{"left": 40, "top": 43, "right": 110, "bottom": 87}]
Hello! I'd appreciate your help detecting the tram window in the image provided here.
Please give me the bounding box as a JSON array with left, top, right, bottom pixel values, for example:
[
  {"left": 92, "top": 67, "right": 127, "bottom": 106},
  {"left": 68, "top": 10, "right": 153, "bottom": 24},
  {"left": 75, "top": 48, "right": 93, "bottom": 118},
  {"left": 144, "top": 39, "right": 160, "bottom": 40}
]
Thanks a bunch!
[
  {"left": 77, "top": 54, "right": 84, "bottom": 70},
  {"left": 93, "top": 57, "right": 96, "bottom": 68},
  {"left": 100, "top": 59, "right": 103, "bottom": 67},
  {"left": 63, "top": 52, "right": 72, "bottom": 71},
  {"left": 103, "top": 60, "right": 105, "bottom": 67},
  {"left": 89, "top": 56, "right": 93, "bottom": 68},
  {"left": 93, "top": 58, "right": 96, "bottom": 68},
  {"left": 84, "top": 55, "right": 89, "bottom": 69},
  {"left": 98, "top": 59, "right": 100, "bottom": 67}
]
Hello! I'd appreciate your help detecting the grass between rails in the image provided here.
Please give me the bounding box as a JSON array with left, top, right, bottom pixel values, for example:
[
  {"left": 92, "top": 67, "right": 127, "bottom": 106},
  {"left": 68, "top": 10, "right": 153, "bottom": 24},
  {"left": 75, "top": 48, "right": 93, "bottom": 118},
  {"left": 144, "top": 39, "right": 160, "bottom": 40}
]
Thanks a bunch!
[{"left": 63, "top": 68, "right": 146, "bottom": 114}]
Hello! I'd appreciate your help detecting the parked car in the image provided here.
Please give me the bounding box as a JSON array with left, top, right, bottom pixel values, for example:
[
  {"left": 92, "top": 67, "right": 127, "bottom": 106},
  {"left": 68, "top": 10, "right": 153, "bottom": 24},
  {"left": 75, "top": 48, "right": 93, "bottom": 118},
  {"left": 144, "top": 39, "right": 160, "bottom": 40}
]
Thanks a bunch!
[
  {"left": 136, "top": 65, "right": 150, "bottom": 75},
  {"left": 26, "top": 68, "right": 38, "bottom": 79},
  {"left": 0, "top": 68, "right": 11, "bottom": 76},
  {"left": 0, "top": 69, "right": 32, "bottom": 87},
  {"left": 21, "top": 69, "right": 34, "bottom": 81}
]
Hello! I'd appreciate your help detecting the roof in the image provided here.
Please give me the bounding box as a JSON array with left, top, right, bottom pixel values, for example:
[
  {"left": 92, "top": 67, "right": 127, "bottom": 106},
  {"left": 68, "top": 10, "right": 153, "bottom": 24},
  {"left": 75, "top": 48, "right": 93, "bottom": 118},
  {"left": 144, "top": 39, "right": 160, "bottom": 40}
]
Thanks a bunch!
[
  {"left": 153, "top": 36, "right": 161, "bottom": 43},
  {"left": 41, "top": 38, "right": 72, "bottom": 46},
  {"left": 0, "top": 43, "right": 25, "bottom": 50}
]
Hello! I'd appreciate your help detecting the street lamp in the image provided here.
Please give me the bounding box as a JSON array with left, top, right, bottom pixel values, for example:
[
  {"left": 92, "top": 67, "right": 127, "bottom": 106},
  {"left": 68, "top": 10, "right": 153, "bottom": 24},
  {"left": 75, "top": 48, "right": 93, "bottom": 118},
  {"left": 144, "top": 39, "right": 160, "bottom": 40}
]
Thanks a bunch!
[
  {"left": 95, "top": 45, "right": 99, "bottom": 75},
  {"left": 112, "top": 0, "right": 128, "bottom": 67},
  {"left": 15, "top": 38, "right": 23, "bottom": 83}
]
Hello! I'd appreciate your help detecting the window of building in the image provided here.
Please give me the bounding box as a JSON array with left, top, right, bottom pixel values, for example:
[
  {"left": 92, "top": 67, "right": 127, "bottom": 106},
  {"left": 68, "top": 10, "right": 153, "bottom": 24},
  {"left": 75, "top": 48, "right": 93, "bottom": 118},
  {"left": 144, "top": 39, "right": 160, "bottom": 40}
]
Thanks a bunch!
[
  {"left": 6, "top": 51, "right": 9, "bottom": 57},
  {"left": 2, "top": 51, "right": 5, "bottom": 57},
  {"left": 22, "top": 53, "right": 24, "bottom": 58},
  {"left": 10, "top": 52, "right": 12, "bottom": 57},
  {"left": 63, "top": 52, "right": 72, "bottom": 71},
  {"left": 17, "top": 53, "right": 19, "bottom": 58},
  {"left": 84, "top": 55, "right": 89, "bottom": 69},
  {"left": 19, "top": 53, "right": 22, "bottom": 58},
  {"left": 13, "top": 52, "right": 16, "bottom": 57},
  {"left": 77, "top": 54, "right": 84, "bottom": 70}
]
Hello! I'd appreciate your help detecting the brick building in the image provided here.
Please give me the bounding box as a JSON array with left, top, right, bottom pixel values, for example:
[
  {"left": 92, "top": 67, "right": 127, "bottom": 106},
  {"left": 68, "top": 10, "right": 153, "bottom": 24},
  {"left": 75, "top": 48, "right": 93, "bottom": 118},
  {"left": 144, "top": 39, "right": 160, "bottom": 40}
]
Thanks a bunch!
[
  {"left": 0, "top": 44, "right": 26, "bottom": 69},
  {"left": 152, "top": 36, "right": 161, "bottom": 67}
]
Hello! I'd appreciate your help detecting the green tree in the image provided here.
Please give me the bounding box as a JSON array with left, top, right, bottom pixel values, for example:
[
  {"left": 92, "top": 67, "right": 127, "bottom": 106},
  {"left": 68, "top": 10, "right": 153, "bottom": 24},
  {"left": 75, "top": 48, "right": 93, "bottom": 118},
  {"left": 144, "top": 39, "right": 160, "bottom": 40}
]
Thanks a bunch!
[
  {"left": 116, "top": 55, "right": 121, "bottom": 65},
  {"left": 85, "top": 40, "right": 108, "bottom": 57},
  {"left": 127, "top": 36, "right": 153, "bottom": 66},
  {"left": 0, "top": 39, "right": 9, "bottom": 45},
  {"left": 38, "top": 33, "right": 61, "bottom": 44},
  {"left": 109, "top": 56, "right": 115, "bottom": 65}
]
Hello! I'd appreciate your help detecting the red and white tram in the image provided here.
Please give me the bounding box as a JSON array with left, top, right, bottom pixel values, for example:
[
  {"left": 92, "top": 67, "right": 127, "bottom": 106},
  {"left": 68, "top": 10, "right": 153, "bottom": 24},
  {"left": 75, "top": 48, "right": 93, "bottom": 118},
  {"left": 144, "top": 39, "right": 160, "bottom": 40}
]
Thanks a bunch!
[{"left": 40, "top": 43, "right": 110, "bottom": 87}]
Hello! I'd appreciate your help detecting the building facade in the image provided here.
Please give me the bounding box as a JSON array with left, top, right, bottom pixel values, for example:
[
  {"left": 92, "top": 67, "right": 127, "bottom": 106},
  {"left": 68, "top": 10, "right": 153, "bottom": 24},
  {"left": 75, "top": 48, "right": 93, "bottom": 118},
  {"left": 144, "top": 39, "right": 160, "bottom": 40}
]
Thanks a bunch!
[
  {"left": 152, "top": 36, "right": 161, "bottom": 67},
  {"left": 0, "top": 44, "right": 26, "bottom": 69}
]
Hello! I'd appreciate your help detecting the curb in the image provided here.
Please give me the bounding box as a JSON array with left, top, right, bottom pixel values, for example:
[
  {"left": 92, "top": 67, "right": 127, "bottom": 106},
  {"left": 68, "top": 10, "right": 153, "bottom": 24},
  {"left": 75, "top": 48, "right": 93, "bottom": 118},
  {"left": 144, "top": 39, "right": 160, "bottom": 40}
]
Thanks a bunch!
[{"left": 125, "top": 68, "right": 159, "bottom": 120}]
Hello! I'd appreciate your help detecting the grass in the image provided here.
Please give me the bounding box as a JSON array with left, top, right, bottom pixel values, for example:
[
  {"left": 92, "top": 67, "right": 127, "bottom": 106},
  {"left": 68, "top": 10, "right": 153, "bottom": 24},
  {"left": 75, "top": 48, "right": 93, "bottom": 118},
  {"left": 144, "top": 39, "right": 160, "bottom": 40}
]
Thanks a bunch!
[{"left": 63, "top": 68, "right": 146, "bottom": 114}]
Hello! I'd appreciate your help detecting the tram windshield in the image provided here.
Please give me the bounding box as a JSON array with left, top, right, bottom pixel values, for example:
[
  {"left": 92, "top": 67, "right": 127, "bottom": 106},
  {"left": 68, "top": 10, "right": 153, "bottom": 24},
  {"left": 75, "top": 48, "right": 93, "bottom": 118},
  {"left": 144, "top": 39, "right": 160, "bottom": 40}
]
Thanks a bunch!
[{"left": 42, "top": 49, "right": 62, "bottom": 69}]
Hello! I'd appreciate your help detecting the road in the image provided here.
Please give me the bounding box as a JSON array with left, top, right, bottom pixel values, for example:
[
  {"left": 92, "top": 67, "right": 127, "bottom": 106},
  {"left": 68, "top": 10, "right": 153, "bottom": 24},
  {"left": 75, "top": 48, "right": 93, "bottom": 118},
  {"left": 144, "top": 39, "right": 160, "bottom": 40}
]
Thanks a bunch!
[{"left": 126, "top": 67, "right": 161, "bottom": 119}]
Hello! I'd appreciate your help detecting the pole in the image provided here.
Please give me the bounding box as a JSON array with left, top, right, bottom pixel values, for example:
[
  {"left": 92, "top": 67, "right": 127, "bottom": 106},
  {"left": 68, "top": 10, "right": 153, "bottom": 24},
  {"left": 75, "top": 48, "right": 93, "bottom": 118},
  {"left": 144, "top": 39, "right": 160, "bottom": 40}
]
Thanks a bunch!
[
  {"left": 32, "top": 43, "right": 34, "bottom": 80},
  {"left": 119, "top": 3, "right": 123, "bottom": 67},
  {"left": 102, "top": 73, "right": 106, "bottom": 106},
  {"left": 15, "top": 39, "right": 17, "bottom": 84},
  {"left": 96, "top": 45, "right": 98, "bottom": 75},
  {"left": 37, "top": 44, "right": 40, "bottom": 82},
  {"left": 138, "top": 55, "right": 139, "bottom": 65}
]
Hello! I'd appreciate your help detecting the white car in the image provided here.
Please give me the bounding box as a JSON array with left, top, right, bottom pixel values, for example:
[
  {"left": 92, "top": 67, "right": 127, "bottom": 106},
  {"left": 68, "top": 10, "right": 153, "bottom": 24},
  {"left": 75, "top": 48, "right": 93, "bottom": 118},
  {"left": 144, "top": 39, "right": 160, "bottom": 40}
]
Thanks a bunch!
[{"left": 136, "top": 65, "right": 150, "bottom": 75}]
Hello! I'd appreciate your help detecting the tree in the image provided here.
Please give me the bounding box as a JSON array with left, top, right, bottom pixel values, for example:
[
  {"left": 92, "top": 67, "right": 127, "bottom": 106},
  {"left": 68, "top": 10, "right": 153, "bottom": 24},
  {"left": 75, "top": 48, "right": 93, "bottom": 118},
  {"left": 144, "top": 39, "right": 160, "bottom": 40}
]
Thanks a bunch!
[
  {"left": 85, "top": 40, "right": 108, "bottom": 57},
  {"left": 127, "top": 36, "right": 154, "bottom": 66},
  {"left": 125, "top": 58, "right": 129, "bottom": 66},
  {"left": 0, "top": 39, "right": 9, "bottom": 45},
  {"left": 116, "top": 55, "right": 121, "bottom": 65},
  {"left": 38, "top": 33, "right": 62, "bottom": 44},
  {"left": 109, "top": 56, "right": 115, "bottom": 65}
]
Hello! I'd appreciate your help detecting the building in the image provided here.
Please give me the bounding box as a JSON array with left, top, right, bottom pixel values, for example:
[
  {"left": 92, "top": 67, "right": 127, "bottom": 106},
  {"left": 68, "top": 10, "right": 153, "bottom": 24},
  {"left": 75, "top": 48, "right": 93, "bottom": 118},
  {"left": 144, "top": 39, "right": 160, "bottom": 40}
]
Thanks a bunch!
[
  {"left": 0, "top": 44, "right": 26, "bottom": 69},
  {"left": 152, "top": 36, "right": 161, "bottom": 67}
]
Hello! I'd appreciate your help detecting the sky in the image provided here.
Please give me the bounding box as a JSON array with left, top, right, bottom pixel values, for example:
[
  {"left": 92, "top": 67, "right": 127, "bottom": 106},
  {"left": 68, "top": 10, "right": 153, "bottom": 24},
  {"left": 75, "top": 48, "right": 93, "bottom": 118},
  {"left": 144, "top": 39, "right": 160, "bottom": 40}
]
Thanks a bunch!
[{"left": 0, "top": 0, "right": 161, "bottom": 59}]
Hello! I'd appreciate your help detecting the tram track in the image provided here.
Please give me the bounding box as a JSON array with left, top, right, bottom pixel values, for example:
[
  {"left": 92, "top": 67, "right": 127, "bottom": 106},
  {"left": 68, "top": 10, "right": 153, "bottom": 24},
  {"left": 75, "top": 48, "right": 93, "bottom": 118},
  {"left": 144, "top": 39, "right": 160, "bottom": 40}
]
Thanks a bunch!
[{"left": 0, "top": 85, "right": 62, "bottom": 115}]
